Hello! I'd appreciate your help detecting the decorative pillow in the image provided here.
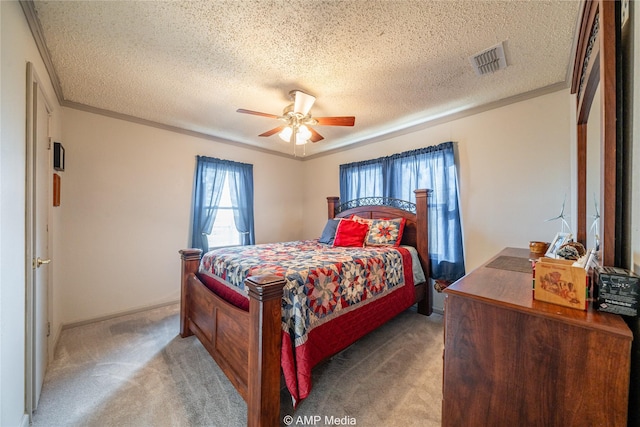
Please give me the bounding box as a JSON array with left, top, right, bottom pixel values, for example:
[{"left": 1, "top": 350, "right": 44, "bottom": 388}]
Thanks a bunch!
[
  {"left": 350, "top": 214, "right": 373, "bottom": 225},
  {"left": 365, "top": 218, "right": 406, "bottom": 247},
  {"left": 333, "top": 219, "right": 370, "bottom": 247},
  {"left": 318, "top": 219, "right": 340, "bottom": 244}
]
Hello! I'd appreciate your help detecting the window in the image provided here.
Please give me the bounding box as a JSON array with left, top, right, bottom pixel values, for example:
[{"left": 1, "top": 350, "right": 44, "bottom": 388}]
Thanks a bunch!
[
  {"left": 206, "top": 176, "right": 241, "bottom": 248},
  {"left": 339, "top": 142, "right": 465, "bottom": 282},
  {"left": 191, "top": 156, "right": 254, "bottom": 253}
]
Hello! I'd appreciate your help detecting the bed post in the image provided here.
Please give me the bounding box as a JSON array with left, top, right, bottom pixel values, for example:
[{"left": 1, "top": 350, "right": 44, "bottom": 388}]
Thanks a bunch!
[
  {"left": 179, "top": 249, "right": 202, "bottom": 337},
  {"left": 327, "top": 196, "right": 339, "bottom": 219},
  {"left": 414, "top": 189, "right": 432, "bottom": 315},
  {"left": 245, "top": 275, "right": 287, "bottom": 427}
]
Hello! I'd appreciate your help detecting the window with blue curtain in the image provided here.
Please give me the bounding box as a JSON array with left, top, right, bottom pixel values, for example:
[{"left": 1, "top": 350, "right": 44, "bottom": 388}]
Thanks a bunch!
[
  {"left": 191, "top": 156, "right": 255, "bottom": 253},
  {"left": 339, "top": 141, "right": 465, "bottom": 282}
]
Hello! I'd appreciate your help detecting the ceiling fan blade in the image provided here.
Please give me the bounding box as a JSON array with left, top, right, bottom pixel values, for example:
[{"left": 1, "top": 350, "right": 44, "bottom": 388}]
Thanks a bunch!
[
  {"left": 309, "top": 127, "right": 324, "bottom": 143},
  {"left": 293, "top": 91, "right": 316, "bottom": 115},
  {"left": 258, "top": 126, "right": 285, "bottom": 137},
  {"left": 314, "top": 116, "right": 356, "bottom": 126},
  {"left": 236, "top": 108, "right": 279, "bottom": 119}
]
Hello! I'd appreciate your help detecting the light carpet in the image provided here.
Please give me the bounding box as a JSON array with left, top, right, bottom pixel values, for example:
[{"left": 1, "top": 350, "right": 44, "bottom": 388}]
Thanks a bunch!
[{"left": 32, "top": 303, "right": 443, "bottom": 427}]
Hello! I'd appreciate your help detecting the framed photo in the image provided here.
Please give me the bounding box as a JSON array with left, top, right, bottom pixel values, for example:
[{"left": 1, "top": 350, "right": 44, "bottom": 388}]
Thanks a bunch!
[
  {"left": 53, "top": 142, "right": 65, "bottom": 171},
  {"left": 545, "top": 232, "right": 572, "bottom": 258}
]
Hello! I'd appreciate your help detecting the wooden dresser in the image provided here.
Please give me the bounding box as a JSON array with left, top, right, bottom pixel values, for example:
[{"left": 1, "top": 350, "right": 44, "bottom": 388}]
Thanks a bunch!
[{"left": 442, "top": 248, "right": 632, "bottom": 427}]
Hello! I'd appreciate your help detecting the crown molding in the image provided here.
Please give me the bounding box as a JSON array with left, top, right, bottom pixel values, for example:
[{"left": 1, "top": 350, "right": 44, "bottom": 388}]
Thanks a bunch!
[
  {"left": 19, "top": 0, "right": 572, "bottom": 162},
  {"left": 300, "top": 81, "right": 570, "bottom": 161},
  {"left": 20, "top": 0, "right": 65, "bottom": 105},
  {"left": 62, "top": 82, "right": 570, "bottom": 162},
  {"left": 61, "top": 100, "right": 298, "bottom": 160}
]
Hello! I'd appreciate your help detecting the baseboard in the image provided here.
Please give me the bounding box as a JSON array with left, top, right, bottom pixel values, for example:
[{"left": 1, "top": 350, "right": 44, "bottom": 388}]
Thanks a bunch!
[
  {"left": 61, "top": 300, "right": 179, "bottom": 330},
  {"left": 20, "top": 413, "right": 30, "bottom": 427},
  {"left": 432, "top": 306, "right": 444, "bottom": 315}
]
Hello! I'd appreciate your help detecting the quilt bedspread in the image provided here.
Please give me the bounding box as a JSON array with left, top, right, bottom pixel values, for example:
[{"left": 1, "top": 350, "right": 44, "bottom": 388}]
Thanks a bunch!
[
  {"left": 198, "top": 239, "right": 416, "bottom": 403},
  {"left": 199, "top": 240, "right": 411, "bottom": 344}
]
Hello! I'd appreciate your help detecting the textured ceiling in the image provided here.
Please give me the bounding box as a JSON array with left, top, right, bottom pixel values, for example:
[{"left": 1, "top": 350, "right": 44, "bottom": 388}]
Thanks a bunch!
[{"left": 29, "top": 0, "right": 582, "bottom": 158}]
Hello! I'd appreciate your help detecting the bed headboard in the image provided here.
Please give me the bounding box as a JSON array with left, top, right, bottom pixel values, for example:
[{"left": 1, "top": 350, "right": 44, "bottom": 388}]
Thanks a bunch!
[{"left": 326, "top": 189, "right": 431, "bottom": 283}]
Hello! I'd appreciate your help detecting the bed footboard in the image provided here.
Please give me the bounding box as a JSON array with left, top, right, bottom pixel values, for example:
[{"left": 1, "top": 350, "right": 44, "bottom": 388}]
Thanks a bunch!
[
  {"left": 179, "top": 249, "right": 286, "bottom": 427},
  {"left": 246, "top": 275, "right": 286, "bottom": 427},
  {"left": 179, "top": 249, "right": 202, "bottom": 338}
]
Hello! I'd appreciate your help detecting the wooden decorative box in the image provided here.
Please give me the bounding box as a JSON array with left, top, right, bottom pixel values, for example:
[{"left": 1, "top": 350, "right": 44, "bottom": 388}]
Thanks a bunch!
[{"left": 534, "top": 257, "right": 588, "bottom": 310}]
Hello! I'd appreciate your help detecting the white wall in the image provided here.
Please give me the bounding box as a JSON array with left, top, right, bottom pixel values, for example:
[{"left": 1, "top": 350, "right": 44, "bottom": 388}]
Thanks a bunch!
[
  {"left": 58, "top": 109, "right": 304, "bottom": 324},
  {"left": 0, "top": 2, "right": 60, "bottom": 426},
  {"left": 59, "top": 91, "right": 575, "bottom": 321},
  {"left": 61, "top": 89, "right": 574, "bottom": 319},
  {"left": 303, "top": 89, "right": 573, "bottom": 310}
]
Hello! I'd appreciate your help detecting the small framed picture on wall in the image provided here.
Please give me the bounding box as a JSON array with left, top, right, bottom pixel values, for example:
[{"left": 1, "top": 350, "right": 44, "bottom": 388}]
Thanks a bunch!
[{"left": 53, "top": 142, "right": 65, "bottom": 171}]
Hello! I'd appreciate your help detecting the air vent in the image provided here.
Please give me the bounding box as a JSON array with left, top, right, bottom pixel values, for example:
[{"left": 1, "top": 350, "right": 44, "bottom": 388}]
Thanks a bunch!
[{"left": 470, "top": 42, "right": 507, "bottom": 76}]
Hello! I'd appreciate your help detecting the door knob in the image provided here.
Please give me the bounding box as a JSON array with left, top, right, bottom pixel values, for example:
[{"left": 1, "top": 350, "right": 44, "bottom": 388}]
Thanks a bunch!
[{"left": 34, "top": 257, "right": 51, "bottom": 268}]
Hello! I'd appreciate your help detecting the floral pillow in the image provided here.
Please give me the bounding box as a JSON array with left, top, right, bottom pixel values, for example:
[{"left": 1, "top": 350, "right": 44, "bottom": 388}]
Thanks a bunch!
[
  {"left": 333, "top": 219, "right": 370, "bottom": 247},
  {"left": 365, "top": 218, "right": 406, "bottom": 247},
  {"left": 350, "top": 214, "right": 373, "bottom": 226}
]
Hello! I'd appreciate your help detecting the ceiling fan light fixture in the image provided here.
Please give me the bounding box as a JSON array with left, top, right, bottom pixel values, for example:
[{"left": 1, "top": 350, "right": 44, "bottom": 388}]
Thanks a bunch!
[
  {"left": 238, "top": 90, "right": 355, "bottom": 148},
  {"left": 278, "top": 126, "right": 292, "bottom": 142},
  {"left": 297, "top": 125, "right": 311, "bottom": 143},
  {"left": 278, "top": 125, "right": 310, "bottom": 145}
]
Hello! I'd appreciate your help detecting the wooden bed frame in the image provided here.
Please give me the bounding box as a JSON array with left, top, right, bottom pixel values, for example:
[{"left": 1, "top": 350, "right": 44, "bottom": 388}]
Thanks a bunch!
[{"left": 179, "top": 189, "right": 431, "bottom": 426}]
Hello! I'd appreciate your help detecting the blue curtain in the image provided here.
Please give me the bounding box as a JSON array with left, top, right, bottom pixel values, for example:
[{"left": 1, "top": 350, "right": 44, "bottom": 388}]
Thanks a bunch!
[
  {"left": 339, "top": 141, "right": 465, "bottom": 282},
  {"left": 190, "top": 156, "right": 254, "bottom": 252},
  {"left": 227, "top": 161, "right": 255, "bottom": 245},
  {"left": 339, "top": 159, "right": 383, "bottom": 202}
]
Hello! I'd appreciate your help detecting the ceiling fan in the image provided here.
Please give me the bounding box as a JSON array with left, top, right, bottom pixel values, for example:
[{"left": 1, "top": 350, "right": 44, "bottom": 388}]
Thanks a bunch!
[{"left": 237, "top": 90, "right": 355, "bottom": 146}]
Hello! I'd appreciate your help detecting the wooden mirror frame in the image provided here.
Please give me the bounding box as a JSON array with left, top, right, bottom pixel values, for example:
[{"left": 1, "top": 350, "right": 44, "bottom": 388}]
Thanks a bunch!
[{"left": 571, "top": 0, "right": 619, "bottom": 267}]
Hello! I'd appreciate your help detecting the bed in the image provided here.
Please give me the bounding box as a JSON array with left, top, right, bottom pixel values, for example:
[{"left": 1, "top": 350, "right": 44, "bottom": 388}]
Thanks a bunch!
[{"left": 179, "top": 189, "right": 431, "bottom": 426}]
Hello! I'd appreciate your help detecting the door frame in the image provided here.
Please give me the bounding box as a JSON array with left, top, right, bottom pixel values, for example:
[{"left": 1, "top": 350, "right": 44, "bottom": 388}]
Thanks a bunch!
[{"left": 25, "top": 62, "right": 53, "bottom": 419}]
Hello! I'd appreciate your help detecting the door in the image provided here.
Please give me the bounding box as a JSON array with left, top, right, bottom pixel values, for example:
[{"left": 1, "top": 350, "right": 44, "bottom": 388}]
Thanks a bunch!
[
  {"left": 33, "top": 78, "right": 50, "bottom": 408},
  {"left": 26, "top": 62, "right": 52, "bottom": 416}
]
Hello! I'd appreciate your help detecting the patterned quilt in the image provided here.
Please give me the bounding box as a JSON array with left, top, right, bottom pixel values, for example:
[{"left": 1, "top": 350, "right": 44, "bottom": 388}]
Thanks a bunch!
[{"left": 198, "top": 239, "right": 416, "bottom": 404}]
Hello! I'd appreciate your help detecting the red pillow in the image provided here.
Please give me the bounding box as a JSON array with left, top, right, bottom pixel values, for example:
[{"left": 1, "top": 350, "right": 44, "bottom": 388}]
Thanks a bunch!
[{"left": 333, "top": 219, "right": 370, "bottom": 247}]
